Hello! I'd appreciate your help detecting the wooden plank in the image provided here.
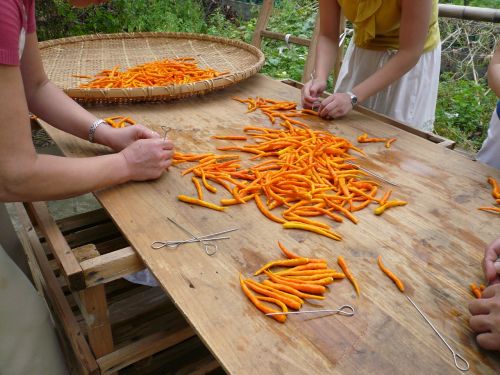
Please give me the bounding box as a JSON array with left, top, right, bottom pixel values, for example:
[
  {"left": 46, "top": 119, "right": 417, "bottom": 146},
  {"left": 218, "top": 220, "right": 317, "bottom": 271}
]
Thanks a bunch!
[
  {"left": 65, "top": 221, "right": 120, "bottom": 249},
  {"left": 73, "top": 243, "right": 100, "bottom": 262},
  {"left": 108, "top": 286, "right": 170, "bottom": 326},
  {"left": 251, "top": 0, "right": 273, "bottom": 48},
  {"left": 259, "top": 30, "right": 311, "bottom": 47},
  {"left": 74, "top": 244, "right": 114, "bottom": 361},
  {"left": 40, "top": 74, "right": 500, "bottom": 375},
  {"left": 95, "top": 236, "right": 130, "bottom": 255},
  {"left": 80, "top": 246, "right": 144, "bottom": 287},
  {"left": 15, "top": 203, "right": 99, "bottom": 375},
  {"left": 302, "top": 12, "right": 320, "bottom": 83},
  {"left": 56, "top": 208, "right": 109, "bottom": 234},
  {"left": 25, "top": 202, "right": 85, "bottom": 290},
  {"left": 119, "top": 335, "right": 220, "bottom": 375},
  {"left": 97, "top": 328, "right": 195, "bottom": 375},
  {"left": 79, "top": 284, "right": 114, "bottom": 359}
]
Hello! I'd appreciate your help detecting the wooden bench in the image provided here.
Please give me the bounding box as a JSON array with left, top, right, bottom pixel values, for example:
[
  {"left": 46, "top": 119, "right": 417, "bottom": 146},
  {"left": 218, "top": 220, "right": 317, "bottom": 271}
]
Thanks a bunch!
[{"left": 15, "top": 202, "right": 223, "bottom": 375}]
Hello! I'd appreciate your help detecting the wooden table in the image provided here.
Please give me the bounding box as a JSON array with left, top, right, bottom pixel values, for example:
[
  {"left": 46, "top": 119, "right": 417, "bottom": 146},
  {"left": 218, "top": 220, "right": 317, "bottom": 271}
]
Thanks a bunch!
[{"left": 41, "top": 74, "right": 500, "bottom": 374}]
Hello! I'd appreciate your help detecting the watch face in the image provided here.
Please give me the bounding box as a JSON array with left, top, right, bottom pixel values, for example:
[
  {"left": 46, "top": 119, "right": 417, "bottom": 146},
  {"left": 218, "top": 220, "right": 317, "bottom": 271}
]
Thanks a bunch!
[{"left": 351, "top": 95, "right": 358, "bottom": 105}]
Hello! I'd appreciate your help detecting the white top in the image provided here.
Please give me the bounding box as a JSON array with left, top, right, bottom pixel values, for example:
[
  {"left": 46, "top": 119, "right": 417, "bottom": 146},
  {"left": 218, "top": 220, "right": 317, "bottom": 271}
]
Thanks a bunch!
[
  {"left": 335, "top": 39, "right": 441, "bottom": 132},
  {"left": 476, "top": 105, "right": 500, "bottom": 169}
]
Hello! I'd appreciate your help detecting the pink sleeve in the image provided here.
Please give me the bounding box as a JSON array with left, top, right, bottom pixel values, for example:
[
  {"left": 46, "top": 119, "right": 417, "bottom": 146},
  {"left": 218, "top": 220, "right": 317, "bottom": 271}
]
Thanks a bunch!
[
  {"left": 27, "top": 0, "right": 36, "bottom": 34},
  {"left": 0, "top": 0, "right": 24, "bottom": 66}
]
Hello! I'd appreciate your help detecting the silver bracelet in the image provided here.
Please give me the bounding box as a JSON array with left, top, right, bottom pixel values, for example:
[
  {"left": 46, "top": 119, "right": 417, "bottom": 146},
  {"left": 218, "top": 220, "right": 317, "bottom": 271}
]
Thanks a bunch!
[{"left": 88, "top": 119, "right": 107, "bottom": 143}]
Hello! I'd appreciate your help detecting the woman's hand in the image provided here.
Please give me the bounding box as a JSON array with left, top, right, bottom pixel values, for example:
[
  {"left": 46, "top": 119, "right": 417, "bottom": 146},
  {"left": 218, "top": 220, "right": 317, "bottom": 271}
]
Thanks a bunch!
[
  {"left": 95, "top": 124, "right": 161, "bottom": 152},
  {"left": 483, "top": 237, "right": 500, "bottom": 285},
  {"left": 120, "top": 138, "right": 174, "bottom": 181},
  {"left": 469, "top": 284, "right": 500, "bottom": 351},
  {"left": 301, "top": 79, "right": 327, "bottom": 109},
  {"left": 318, "top": 92, "right": 353, "bottom": 119}
]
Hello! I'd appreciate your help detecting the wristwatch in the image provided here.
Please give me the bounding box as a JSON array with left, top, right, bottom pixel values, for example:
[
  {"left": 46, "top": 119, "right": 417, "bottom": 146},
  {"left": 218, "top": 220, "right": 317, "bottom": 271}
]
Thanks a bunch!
[{"left": 346, "top": 91, "right": 358, "bottom": 108}]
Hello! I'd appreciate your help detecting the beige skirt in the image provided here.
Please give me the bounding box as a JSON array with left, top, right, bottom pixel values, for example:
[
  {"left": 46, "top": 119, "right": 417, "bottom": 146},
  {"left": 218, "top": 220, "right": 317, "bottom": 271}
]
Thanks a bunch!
[
  {"left": 0, "top": 245, "right": 67, "bottom": 375},
  {"left": 335, "top": 39, "right": 441, "bottom": 132}
]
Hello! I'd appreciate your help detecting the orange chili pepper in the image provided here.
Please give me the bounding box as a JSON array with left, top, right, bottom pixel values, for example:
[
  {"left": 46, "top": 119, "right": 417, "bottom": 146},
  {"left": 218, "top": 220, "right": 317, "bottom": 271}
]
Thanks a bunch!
[
  {"left": 470, "top": 283, "right": 482, "bottom": 299},
  {"left": 374, "top": 200, "right": 408, "bottom": 215},
  {"left": 477, "top": 207, "right": 500, "bottom": 214},
  {"left": 385, "top": 138, "right": 397, "bottom": 148},
  {"left": 239, "top": 274, "right": 286, "bottom": 323},
  {"left": 254, "top": 195, "right": 286, "bottom": 224},
  {"left": 254, "top": 257, "right": 309, "bottom": 276},
  {"left": 337, "top": 256, "right": 360, "bottom": 296},
  {"left": 275, "top": 262, "right": 328, "bottom": 275},
  {"left": 282, "top": 221, "right": 342, "bottom": 241},
  {"left": 379, "top": 189, "right": 393, "bottom": 206},
  {"left": 487, "top": 177, "right": 500, "bottom": 199},
  {"left": 377, "top": 256, "right": 405, "bottom": 292},
  {"left": 277, "top": 241, "right": 326, "bottom": 263},
  {"left": 191, "top": 176, "right": 203, "bottom": 200},
  {"left": 287, "top": 273, "right": 344, "bottom": 281},
  {"left": 261, "top": 280, "right": 325, "bottom": 300},
  {"left": 177, "top": 195, "right": 225, "bottom": 212},
  {"left": 212, "top": 135, "right": 248, "bottom": 141},
  {"left": 264, "top": 270, "right": 326, "bottom": 294},
  {"left": 244, "top": 280, "right": 302, "bottom": 310}
]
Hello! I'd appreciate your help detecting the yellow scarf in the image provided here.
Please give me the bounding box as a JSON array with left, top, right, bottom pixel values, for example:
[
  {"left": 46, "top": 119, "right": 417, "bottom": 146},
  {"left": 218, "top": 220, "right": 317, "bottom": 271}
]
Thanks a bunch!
[{"left": 337, "top": 0, "right": 439, "bottom": 52}]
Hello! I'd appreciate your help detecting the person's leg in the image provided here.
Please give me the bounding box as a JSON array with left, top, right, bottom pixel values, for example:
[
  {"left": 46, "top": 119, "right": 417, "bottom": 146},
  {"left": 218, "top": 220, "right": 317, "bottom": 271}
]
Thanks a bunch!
[
  {"left": 0, "top": 203, "right": 30, "bottom": 277},
  {"left": 0, "top": 245, "right": 68, "bottom": 375}
]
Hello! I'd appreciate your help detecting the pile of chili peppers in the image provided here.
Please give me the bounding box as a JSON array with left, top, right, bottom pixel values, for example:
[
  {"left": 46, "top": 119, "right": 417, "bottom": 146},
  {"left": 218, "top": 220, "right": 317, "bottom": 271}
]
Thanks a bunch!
[{"left": 173, "top": 97, "right": 407, "bottom": 241}]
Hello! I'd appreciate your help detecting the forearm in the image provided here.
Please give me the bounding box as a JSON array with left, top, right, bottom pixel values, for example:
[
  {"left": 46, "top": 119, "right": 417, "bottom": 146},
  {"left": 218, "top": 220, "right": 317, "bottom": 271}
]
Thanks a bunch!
[
  {"left": 314, "top": 35, "right": 338, "bottom": 82},
  {"left": 27, "top": 80, "right": 103, "bottom": 141},
  {"left": 1, "top": 153, "right": 130, "bottom": 202},
  {"left": 352, "top": 49, "right": 421, "bottom": 102}
]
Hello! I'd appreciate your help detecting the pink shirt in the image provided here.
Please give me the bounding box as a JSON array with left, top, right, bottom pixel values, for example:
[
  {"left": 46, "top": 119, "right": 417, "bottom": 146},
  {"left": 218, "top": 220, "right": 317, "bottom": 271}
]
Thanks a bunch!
[{"left": 0, "top": 0, "right": 36, "bottom": 66}]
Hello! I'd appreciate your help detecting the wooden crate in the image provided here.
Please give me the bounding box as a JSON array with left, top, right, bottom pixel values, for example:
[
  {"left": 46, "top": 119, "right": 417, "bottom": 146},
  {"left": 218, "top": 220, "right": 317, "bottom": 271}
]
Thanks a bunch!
[{"left": 15, "top": 202, "right": 224, "bottom": 375}]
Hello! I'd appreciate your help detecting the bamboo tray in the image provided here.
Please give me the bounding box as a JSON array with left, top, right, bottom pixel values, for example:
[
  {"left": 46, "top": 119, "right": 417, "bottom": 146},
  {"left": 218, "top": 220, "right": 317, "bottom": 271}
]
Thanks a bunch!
[{"left": 40, "top": 32, "right": 265, "bottom": 104}]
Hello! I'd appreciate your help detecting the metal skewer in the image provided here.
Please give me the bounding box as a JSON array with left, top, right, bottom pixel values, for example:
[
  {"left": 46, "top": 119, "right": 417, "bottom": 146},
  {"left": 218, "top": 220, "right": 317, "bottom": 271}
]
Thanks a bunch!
[
  {"left": 406, "top": 295, "right": 469, "bottom": 372},
  {"left": 266, "top": 304, "right": 355, "bottom": 317},
  {"left": 160, "top": 126, "right": 172, "bottom": 141},
  {"left": 151, "top": 236, "right": 230, "bottom": 250},
  {"left": 345, "top": 160, "right": 398, "bottom": 186},
  {"left": 168, "top": 217, "right": 238, "bottom": 256}
]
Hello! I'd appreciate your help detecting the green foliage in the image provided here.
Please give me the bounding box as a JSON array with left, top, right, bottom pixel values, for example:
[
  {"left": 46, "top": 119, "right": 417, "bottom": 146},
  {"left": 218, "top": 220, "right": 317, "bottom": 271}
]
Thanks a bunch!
[
  {"left": 259, "top": 1, "right": 317, "bottom": 82},
  {"left": 435, "top": 74, "right": 497, "bottom": 151},
  {"left": 36, "top": 0, "right": 206, "bottom": 41}
]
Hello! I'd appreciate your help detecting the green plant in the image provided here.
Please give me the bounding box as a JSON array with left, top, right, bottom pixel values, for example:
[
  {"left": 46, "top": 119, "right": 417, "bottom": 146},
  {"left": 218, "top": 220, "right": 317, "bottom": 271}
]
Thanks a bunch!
[{"left": 435, "top": 73, "right": 496, "bottom": 151}]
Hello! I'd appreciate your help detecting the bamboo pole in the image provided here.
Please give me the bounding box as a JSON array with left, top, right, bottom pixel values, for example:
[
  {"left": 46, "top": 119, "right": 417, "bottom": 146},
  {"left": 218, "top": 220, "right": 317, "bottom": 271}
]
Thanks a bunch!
[{"left": 438, "top": 4, "right": 500, "bottom": 23}]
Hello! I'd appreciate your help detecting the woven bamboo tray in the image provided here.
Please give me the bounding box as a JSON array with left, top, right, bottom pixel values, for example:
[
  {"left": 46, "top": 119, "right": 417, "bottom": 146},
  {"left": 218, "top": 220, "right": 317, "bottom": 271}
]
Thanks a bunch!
[{"left": 39, "top": 32, "right": 265, "bottom": 104}]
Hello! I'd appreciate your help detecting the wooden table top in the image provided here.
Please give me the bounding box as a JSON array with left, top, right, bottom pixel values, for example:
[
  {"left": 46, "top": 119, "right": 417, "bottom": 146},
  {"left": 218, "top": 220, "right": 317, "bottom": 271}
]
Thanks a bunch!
[{"left": 41, "top": 74, "right": 500, "bottom": 374}]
